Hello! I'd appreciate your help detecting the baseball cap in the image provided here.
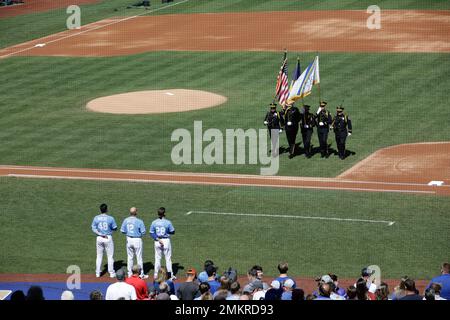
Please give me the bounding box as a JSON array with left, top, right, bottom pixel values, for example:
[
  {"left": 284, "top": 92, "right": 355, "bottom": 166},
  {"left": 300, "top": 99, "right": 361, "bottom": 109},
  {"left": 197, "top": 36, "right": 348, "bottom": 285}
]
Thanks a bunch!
[
  {"left": 270, "top": 280, "right": 281, "bottom": 290},
  {"left": 186, "top": 268, "right": 197, "bottom": 276},
  {"left": 361, "top": 267, "right": 375, "bottom": 277},
  {"left": 252, "top": 280, "right": 263, "bottom": 290},
  {"left": 284, "top": 279, "right": 295, "bottom": 289},
  {"left": 319, "top": 275, "right": 333, "bottom": 284},
  {"left": 242, "top": 280, "right": 263, "bottom": 293},
  {"left": 242, "top": 284, "right": 253, "bottom": 294}
]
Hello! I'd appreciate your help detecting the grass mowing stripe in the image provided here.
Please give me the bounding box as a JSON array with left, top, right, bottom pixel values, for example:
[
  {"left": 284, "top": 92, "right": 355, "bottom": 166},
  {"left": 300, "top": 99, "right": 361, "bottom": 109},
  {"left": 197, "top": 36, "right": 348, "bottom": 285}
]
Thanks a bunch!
[
  {"left": 0, "top": 177, "right": 448, "bottom": 278},
  {"left": 1, "top": 52, "right": 450, "bottom": 174}
]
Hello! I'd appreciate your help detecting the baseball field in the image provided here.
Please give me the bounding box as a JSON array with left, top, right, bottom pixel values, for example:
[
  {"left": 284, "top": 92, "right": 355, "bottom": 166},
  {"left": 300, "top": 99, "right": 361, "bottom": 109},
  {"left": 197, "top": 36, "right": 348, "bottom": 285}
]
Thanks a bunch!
[{"left": 0, "top": 0, "right": 449, "bottom": 300}]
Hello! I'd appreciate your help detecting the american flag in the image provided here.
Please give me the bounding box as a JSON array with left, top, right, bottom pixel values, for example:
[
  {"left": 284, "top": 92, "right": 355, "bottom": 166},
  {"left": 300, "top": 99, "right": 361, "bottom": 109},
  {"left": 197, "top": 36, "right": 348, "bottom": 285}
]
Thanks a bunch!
[{"left": 275, "top": 53, "right": 289, "bottom": 105}]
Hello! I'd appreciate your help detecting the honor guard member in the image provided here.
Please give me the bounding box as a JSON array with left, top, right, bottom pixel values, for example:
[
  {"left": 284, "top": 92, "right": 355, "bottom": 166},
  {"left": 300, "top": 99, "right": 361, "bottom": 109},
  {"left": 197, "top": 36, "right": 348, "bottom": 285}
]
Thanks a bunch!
[
  {"left": 263, "top": 103, "right": 284, "bottom": 137},
  {"left": 316, "top": 101, "right": 333, "bottom": 158},
  {"left": 331, "top": 106, "right": 353, "bottom": 159},
  {"left": 281, "top": 101, "right": 301, "bottom": 159},
  {"left": 300, "top": 105, "right": 316, "bottom": 158}
]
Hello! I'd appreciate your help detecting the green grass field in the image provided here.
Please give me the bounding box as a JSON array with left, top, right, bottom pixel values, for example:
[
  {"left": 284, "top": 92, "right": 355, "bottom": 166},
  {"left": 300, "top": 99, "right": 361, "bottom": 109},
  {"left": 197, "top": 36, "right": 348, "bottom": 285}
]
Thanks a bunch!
[
  {"left": 0, "top": 177, "right": 448, "bottom": 279},
  {"left": 0, "top": 0, "right": 449, "bottom": 281},
  {"left": 0, "top": 52, "right": 449, "bottom": 176}
]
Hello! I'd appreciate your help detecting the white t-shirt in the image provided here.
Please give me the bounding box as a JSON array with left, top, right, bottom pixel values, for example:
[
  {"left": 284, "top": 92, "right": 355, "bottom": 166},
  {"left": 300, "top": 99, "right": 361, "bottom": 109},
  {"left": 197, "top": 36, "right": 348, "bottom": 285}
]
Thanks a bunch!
[{"left": 105, "top": 282, "right": 137, "bottom": 300}]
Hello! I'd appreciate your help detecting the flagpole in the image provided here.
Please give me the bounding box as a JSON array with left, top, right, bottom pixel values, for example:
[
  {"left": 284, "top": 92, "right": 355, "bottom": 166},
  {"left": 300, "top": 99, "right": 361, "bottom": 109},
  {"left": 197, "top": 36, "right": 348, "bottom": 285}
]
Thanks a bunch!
[
  {"left": 273, "top": 49, "right": 288, "bottom": 106},
  {"left": 297, "top": 55, "right": 305, "bottom": 108}
]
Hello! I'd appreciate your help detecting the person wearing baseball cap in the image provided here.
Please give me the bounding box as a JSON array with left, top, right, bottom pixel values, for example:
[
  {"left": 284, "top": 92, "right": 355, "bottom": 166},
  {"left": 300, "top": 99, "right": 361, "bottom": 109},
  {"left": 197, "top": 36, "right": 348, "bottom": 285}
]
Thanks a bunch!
[
  {"left": 316, "top": 101, "right": 332, "bottom": 157},
  {"left": 281, "top": 278, "right": 295, "bottom": 300},
  {"left": 331, "top": 105, "right": 352, "bottom": 159},
  {"left": 263, "top": 102, "right": 284, "bottom": 141},
  {"left": 329, "top": 273, "right": 347, "bottom": 298},
  {"left": 176, "top": 268, "right": 199, "bottom": 300},
  {"left": 264, "top": 280, "right": 283, "bottom": 300},
  {"left": 280, "top": 101, "right": 301, "bottom": 158},
  {"left": 300, "top": 104, "right": 316, "bottom": 158}
]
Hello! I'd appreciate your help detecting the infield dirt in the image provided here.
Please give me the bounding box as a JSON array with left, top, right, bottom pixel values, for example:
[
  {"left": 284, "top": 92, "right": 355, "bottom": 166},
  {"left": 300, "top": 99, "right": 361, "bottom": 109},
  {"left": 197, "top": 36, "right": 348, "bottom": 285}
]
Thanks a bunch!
[{"left": 1, "top": 10, "right": 450, "bottom": 58}]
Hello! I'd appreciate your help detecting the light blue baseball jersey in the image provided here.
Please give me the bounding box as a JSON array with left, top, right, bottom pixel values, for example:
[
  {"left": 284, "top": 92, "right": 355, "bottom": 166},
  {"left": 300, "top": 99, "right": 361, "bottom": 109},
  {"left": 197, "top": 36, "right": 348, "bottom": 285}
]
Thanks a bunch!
[
  {"left": 150, "top": 218, "right": 175, "bottom": 240},
  {"left": 91, "top": 214, "right": 117, "bottom": 236},
  {"left": 120, "top": 216, "right": 146, "bottom": 238}
]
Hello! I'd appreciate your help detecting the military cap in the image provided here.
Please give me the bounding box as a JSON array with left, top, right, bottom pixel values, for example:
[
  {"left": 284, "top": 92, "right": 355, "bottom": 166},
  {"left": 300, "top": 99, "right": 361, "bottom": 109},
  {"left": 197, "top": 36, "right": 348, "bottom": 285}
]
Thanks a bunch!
[
  {"left": 269, "top": 102, "right": 277, "bottom": 108},
  {"left": 304, "top": 105, "right": 311, "bottom": 109},
  {"left": 320, "top": 101, "right": 327, "bottom": 107},
  {"left": 336, "top": 106, "right": 344, "bottom": 112}
]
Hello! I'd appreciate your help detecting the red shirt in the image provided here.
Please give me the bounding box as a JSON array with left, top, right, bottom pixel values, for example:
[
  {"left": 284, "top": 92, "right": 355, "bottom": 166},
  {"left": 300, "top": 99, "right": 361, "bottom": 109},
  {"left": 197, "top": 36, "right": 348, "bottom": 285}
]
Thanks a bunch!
[{"left": 125, "top": 275, "right": 149, "bottom": 300}]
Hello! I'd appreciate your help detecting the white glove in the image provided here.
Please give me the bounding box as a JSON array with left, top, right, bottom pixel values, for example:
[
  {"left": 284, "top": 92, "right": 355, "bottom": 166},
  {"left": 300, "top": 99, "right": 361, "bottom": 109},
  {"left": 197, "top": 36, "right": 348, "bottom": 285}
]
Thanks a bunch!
[
  {"left": 263, "top": 121, "right": 268, "bottom": 125},
  {"left": 348, "top": 132, "right": 352, "bottom": 136},
  {"left": 287, "top": 121, "right": 292, "bottom": 126},
  {"left": 319, "top": 122, "right": 324, "bottom": 126},
  {"left": 304, "top": 125, "right": 309, "bottom": 129},
  {"left": 279, "top": 129, "right": 283, "bottom": 133}
]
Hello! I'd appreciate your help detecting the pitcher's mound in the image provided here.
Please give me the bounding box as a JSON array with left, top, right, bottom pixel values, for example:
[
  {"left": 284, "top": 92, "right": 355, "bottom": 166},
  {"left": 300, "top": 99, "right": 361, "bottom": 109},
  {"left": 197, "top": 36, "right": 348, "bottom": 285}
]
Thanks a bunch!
[{"left": 86, "top": 89, "right": 227, "bottom": 114}]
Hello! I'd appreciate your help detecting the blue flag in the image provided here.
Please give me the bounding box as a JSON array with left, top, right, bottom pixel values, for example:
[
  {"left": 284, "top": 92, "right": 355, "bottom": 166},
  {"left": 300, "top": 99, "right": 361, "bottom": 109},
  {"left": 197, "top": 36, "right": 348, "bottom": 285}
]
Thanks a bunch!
[{"left": 290, "top": 58, "right": 301, "bottom": 91}]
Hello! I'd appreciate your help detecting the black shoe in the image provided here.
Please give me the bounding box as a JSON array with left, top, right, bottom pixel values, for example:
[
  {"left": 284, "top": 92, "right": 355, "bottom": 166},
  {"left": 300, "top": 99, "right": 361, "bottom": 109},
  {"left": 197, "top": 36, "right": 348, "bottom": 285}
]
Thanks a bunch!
[
  {"left": 289, "top": 154, "right": 294, "bottom": 159},
  {"left": 321, "top": 153, "right": 325, "bottom": 158}
]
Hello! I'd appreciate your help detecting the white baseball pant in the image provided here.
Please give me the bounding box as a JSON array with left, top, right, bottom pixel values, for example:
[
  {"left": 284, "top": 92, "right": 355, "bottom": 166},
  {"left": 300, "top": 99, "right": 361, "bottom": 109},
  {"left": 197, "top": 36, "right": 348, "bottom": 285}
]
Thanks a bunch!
[
  {"left": 154, "top": 238, "right": 172, "bottom": 278},
  {"left": 126, "top": 237, "right": 144, "bottom": 276},
  {"left": 96, "top": 235, "right": 115, "bottom": 275}
]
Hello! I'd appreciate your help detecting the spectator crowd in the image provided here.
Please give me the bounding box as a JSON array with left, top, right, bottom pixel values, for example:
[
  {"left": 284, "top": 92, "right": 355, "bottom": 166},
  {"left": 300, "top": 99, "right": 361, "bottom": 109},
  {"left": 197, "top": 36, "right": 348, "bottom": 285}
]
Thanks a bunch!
[{"left": 7, "top": 262, "right": 449, "bottom": 301}]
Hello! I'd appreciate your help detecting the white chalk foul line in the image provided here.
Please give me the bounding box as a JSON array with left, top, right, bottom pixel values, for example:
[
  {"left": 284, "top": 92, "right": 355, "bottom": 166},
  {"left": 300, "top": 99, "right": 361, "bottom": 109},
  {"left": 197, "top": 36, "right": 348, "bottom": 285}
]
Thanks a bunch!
[
  {"left": 186, "top": 211, "right": 396, "bottom": 226},
  {"left": 0, "top": 0, "right": 190, "bottom": 59},
  {"left": 5, "top": 173, "right": 436, "bottom": 195}
]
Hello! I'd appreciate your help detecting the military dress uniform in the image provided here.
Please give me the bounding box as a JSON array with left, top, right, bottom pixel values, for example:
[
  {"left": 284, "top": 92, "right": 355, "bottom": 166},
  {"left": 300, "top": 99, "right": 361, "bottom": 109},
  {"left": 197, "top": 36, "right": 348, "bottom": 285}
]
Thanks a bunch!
[
  {"left": 300, "top": 105, "right": 316, "bottom": 158},
  {"left": 281, "top": 103, "right": 301, "bottom": 158},
  {"left": 263, "top": 103, "right": 284, "bottom": 138},
  {"left": 316, "top": 101, "right": 332, "bottom": 158},
  {"left": 331, "top": 107, "right": 353, "bottom": 159}
]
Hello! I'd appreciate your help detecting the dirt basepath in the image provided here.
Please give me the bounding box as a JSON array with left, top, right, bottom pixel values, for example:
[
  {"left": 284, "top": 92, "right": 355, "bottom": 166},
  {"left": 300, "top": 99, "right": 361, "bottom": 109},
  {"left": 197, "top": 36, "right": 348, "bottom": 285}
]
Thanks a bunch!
[
  {"left": 1, "top": 10, "right": 449, "bottom": 58},
  {"left": 339, "top": 142, "right": 450, "bottom": 185},
  {"left": 0, "top": 142, "right": 449, "bottom": 196},
  {"left": 0, "top": 0, "right": 99, "bottom": 18}
]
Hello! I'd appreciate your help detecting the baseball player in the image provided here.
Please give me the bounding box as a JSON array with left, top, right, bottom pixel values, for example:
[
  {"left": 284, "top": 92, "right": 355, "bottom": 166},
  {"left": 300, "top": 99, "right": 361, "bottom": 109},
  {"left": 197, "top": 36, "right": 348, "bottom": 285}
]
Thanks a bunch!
[
  {"left": 120, "top": 207, "right": 147, "bottom": 279},
  {"left": 91, "top": 203, "right": 118, "bottom": 278},
  {"left": 150, "top": 207, "right": 175, "bottom": 280}
]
